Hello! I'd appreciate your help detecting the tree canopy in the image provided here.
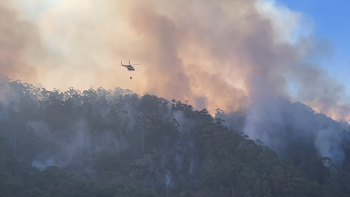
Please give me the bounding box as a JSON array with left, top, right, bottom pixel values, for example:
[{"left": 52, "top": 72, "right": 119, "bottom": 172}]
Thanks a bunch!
[{"left": 1, "top": 78, "right": 350, "bottom": 196}]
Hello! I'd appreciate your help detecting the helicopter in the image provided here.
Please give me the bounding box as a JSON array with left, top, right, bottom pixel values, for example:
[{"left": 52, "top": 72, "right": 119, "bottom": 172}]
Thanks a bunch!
[{"left": 120, "top": 60, "right": 140, "bottom": 79}]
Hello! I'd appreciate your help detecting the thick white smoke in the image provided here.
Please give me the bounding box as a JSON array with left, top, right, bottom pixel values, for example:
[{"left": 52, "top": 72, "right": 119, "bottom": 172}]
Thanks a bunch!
[{"left": 1, "top": 0, "right": 350, "bottom": 167}]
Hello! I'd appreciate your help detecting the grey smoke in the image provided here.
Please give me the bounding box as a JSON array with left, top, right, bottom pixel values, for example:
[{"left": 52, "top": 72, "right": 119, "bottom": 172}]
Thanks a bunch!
[
  {"left": 30, "top": 118, "right": 129, "bottom": 171},
  {"left": 314, "top": 128, "right": 345, "bottom": 166},
  {"left": 218, "top": 96, "right": 349, "bottom": 167}
]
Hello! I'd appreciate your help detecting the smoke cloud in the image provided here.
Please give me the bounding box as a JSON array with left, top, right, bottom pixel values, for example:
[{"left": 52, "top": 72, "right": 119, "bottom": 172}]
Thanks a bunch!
[
  {"left": 2, "top": 0, "right": 350, "bottom": 165},
  {"left": 2, "top": 0, "right": 346, "bottom": 120},
  {"left": 0, "top": 0, "right": 43, "bottom": 82}
]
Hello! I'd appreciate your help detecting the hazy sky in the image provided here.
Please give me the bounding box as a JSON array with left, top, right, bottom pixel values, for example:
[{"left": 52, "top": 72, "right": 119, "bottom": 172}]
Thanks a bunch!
[
  {"left": 1, "top": 0, "right": 349, "bottom": 120},
  {"left": 279, "top": 0, "right": 350, "bottom": 94}
]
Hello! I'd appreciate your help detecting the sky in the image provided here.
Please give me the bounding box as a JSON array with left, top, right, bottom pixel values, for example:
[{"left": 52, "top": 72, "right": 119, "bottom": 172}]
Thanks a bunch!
[
  {"left": 1, "top": 0, "right": 350, "bottom": 120},
  {"left": 279, "top": 0, "right": 350, "bottom": 94}
]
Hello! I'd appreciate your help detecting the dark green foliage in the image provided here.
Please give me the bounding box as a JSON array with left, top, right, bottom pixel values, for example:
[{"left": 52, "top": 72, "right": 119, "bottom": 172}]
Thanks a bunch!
[
  {"left": 0, "top": 157, "right": 155, "bottom": 197},
  {"left": 1, "top": 78, "right": 350, "bottom": 196}
]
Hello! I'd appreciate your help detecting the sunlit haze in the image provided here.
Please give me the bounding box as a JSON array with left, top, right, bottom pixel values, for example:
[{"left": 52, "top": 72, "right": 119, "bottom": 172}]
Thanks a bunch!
[{"left": 1, "top": 0, "right": 349, "bottom": 120}]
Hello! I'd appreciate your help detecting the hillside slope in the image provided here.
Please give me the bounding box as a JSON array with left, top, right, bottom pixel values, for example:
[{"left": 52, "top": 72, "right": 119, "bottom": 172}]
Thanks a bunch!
[{"left": 1, "top": 78, "right": 350, "bottom": 197}]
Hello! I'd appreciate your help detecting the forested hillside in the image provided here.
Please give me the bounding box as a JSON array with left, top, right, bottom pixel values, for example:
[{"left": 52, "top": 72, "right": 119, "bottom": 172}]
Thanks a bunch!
[{"left": 1, "top": 78, "right": 350, "bottom": 197}]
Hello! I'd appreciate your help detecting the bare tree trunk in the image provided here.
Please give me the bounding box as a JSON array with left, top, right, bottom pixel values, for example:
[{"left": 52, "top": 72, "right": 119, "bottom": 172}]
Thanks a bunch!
[
  {"left": 142, "top": 126, "right": 144, "bottom": 152},
  {"left": 231, "top": 183, "right": 234, "bottom": 196}
]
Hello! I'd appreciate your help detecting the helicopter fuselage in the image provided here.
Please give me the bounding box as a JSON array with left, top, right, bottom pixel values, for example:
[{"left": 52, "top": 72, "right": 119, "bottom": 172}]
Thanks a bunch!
[{"left": 126, "top": 65, "right": 135, "bottom": 71}]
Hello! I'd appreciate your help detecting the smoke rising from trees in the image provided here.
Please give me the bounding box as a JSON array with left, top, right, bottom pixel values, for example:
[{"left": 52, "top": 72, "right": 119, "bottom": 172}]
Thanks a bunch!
[
  {"left": 1, "top": 0, "right": 350, "bottom": 188},
  {"left": 1, "top": 0, "right": 348, "bottom": 119}
]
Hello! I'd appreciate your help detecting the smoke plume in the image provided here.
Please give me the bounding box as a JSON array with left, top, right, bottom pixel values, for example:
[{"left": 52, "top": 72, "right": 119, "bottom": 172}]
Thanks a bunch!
[
  {"left": 0, "top": 0, "right": 43, "bottom": 82},
  {"left": 2, "top": 0, "right": 350, "bottom": 165},
  {"left": 2, "top": 0, "right": 347, "bottom": 120}
]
